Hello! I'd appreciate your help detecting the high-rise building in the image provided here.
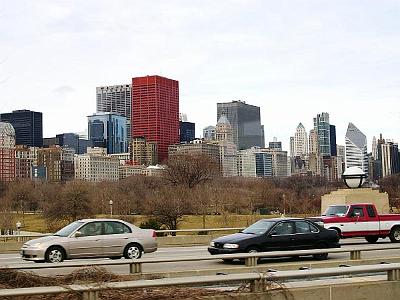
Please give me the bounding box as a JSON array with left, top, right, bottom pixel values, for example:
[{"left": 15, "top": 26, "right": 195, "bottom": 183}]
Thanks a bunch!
[
  {"left": 217, "top": 100, "right": 264, "bottom": 150},
  {"left": 129, "top": 137, "right": 158, "bottom": 166},
  {"left": 180, "top": 121, "right": 195, "bottom": 143},
  {"left": 262, "top": 148, "right": 288, "bottom": 178},
  {"left": 88, "top": 112, "right": 127, "bottom": 154},
  {"left": 237, "top": 148, "right": 272, "bottom": 178},
  {"left": 345, "top": 122, "right": 368, "bottom": 175},
  {"left": 313, "top": 112, "right": 331, "bottom": 156},
  {"left": 96, "top": 84, "right": 132, "bottom": 140},
  {"left": 214, "top": 116, "right": 237, "bottom": 177},
  {"left": 376, "top": 134, "right": 400, "bottom": 178},
  {"left": 0, "top": 122, "right": 16, "bottom": 182},
  {"left": 269, "top": 137, "right": 282, "bottom": 151},
  {"left": 15, "top": 145, "right": 39, "bottom": 179},
  {"left": 372, "top": 136, "right": 378, "bottom": 159},
  {"left": 74, "top": 153, "right": 119, "bottom": 182},
  {"left": 0, "top": 110, "right": 43, "bottom": 147},
  {"left": 330, "top": 125, "right": 337, "bottom": 156},
  {"left": 132, "top": 75, "right": 179, "bottom": 163},
  {"left": 203, "top": 126, "right": 216, "bottom": 141},
  {"left": 293, "top": 123, "right": 308, "bottom": 157},
  {"left": 37, "top": 146, "right": 63, "bottom": 182}
]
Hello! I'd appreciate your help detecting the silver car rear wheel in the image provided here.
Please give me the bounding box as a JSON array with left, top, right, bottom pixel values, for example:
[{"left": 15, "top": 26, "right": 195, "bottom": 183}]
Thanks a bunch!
[
  {"left": 45, "top": 246, "right": 65, "bottom": 263},
  {"left": 124, "top": 243, "right": 143, "bottom": 259}
]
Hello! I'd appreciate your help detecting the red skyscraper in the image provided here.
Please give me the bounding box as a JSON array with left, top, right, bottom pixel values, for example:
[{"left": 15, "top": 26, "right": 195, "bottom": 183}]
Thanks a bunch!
[{"left": 132, "top": 75, "right": 179, "bottom": 163}]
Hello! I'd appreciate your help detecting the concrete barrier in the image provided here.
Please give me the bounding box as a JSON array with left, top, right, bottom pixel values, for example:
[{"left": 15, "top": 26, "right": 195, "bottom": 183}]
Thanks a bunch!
[{"left": 200, "top": 280, "right": 400, "bottom": 300}]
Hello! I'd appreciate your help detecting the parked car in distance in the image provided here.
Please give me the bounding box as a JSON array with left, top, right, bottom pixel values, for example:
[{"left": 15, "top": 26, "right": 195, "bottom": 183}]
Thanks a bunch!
[
  {"left": 21, "top": 219, "right": 157, "bottom": 263},
  {"left": 208, "top": 218, "right": 340, "bottom": 261}
]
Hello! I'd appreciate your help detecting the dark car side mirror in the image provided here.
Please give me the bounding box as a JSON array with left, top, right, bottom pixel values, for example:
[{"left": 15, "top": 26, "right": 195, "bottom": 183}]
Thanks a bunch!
[{"left": 269, "top": 230, "right": 278, "bottom": 236}]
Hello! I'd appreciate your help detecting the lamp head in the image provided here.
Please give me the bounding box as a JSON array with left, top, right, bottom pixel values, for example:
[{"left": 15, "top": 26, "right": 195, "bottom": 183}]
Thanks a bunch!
[{"left": 342, "top": 167, "right": 366, "bottom": 189}]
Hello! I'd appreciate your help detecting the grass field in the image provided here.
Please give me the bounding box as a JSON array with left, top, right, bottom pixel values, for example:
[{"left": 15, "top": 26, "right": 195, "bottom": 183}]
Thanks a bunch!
[{"left": 12, "top": 212, "right": 314, "bottom": 233}]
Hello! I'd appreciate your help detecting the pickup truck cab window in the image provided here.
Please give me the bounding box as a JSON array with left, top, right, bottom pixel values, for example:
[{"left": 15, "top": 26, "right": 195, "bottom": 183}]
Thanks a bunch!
[
  {"left": 323, "top": 205, "right": 349, "bottom": 216},
  {"left": 367, "top": 205, "right": 376, "bottom": 218},
  {"left": 349, "top": 207, "right": 364, "bottom": 217}
]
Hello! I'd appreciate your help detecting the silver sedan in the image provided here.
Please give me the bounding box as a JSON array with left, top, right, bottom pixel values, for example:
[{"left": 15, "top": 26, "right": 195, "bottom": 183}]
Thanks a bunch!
[{"left": 20, "top": 219, "right": 157, "bottom": 263}]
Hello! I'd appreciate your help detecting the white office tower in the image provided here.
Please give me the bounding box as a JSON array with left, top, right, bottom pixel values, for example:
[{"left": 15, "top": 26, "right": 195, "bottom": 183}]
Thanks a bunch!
[
  {"left": 293, "top": 123, "right": 308, "bottom": 157},
  {"left": 345, "top": 123, "right": 368, "bottom": 175},
  {"left": 215, "top": 115, "right": 237, "bottom": 177},
  {"left": 372, "top": 136, "right": 377, "bottom": 159}
]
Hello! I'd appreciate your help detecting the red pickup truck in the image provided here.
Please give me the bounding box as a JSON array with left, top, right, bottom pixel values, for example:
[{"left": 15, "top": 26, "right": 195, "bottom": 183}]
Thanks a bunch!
[{"left": 316, "top": 203, "right": 400, "bottom": 243}]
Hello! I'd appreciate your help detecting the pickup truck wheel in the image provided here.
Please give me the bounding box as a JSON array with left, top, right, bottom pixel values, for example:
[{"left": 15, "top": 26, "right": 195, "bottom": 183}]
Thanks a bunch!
[
  {"left": 389, "top": 227, "right": 400, "bottom": 243},
  {"left": 365, "top": 236, "right": 379, "bottom": 243}
]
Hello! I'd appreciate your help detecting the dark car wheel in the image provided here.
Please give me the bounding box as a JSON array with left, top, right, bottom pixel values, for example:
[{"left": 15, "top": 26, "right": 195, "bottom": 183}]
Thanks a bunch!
[
  {"left": 365, "top": 236, "right": 379, "bottom": 243},
  {"left": 389, "top": 227, "right": 400, "bottom": 243},
  {"left": 124, "top": 243, "right": 143, "bottom": 259},
  {"left": 313, "top": 243, "right": 328, "bottom": 260},
  {"left": 45, "top": 246, "right": 65, "bottom": 263}
]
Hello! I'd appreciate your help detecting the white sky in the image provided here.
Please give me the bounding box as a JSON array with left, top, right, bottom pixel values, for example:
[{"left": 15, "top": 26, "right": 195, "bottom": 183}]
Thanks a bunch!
[{"left": 1, "top": 0, "right": 399, "bottom": 151}]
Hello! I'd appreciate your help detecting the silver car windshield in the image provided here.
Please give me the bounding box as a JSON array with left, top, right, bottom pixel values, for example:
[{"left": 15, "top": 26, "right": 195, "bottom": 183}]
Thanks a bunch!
[
  {"left": 54, "top": 221, "right": 85, "bottom": 237},
  {"left": 242, "top": 220, "right": 275, "bottom": 235}
]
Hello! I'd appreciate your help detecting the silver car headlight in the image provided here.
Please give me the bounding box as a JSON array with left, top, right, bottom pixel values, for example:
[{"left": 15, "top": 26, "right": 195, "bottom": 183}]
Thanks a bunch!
[
  {"left": 210, "top": 241, "right": 215, "bottom": 247},
  {"left": 30, "top": 242, "right": 42, "bottom": 248},
  {"left": 223, "top": 243, "right": 239, "bottom": 249}
]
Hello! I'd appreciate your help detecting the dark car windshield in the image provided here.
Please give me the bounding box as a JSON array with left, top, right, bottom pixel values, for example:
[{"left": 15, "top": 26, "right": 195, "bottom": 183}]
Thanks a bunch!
[
  {"left": 323, "top": 205, "right": 349, "bottom": 216},
  {"left": 54, "top": 221, "right": 85, "bottom": 237},
  {"left": 242, "top": 220, "right": 275, "bottom": 235}
]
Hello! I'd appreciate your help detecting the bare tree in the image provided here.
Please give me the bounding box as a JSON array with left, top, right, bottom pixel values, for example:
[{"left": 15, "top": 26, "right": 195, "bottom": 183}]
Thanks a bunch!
[
  {"left": 165, "top": 153, "right": 219, "bottom": 189},
  {"left": 43, "top": 181, "right": 93, "bottom": 225}
]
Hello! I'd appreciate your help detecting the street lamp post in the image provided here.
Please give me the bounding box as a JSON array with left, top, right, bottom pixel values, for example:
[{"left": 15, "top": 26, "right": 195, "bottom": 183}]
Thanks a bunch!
[
  {"left": 109, "top": 200, "right": 113, "bottom": 216},
  {"left": 16, "top": 221, "right": 21, "bottom": 242},
  {"left": 282, "top": 194, "right": 286, "bottom": 216}
]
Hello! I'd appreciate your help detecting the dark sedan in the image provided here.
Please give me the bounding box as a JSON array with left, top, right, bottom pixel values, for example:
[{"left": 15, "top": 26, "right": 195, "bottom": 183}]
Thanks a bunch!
[{"left": 208, "top": 218, "right": 340, "bottom": 261}]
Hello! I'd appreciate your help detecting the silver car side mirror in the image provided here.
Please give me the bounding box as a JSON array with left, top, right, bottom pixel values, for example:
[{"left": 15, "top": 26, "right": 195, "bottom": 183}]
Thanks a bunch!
[{"left": 74, "top": 231, "right": 83, "bottom": 238}]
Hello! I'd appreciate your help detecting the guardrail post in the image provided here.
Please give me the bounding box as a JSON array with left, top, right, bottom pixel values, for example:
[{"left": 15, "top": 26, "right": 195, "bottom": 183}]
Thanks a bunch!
[
  {"left": 82, "top": 290, "right": 98, "bottom": 300},
  {"left": 129, "top": 262, "right": 142, "bottom": 274},
  {"left": 250, "top": 274, "right": 265, "bottom": 292},
  {"left": 245, "top": 256, "right": 258, "bottom": 267},
  {"left": 350, "top": 250, "right": 361, "bottom": 260},
  {"left": 387, "top": 269, "right": 400, "bottom": 281}
]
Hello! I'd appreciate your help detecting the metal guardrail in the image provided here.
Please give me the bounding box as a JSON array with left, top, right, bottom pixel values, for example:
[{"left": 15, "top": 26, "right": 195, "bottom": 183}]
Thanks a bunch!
[
  {"left": 2, "top": 244, "right": 400, "bottom": 274},
  {"left": 0, "top": 227, "right": 245, "bottom": 242},
  {"left": 1, "top": 263, "right": 400, "bottom": 299}
]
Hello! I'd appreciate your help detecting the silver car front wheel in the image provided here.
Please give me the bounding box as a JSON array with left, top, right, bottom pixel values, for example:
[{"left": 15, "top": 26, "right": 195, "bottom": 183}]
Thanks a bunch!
[
  {"left": 124, "top": 243, "right": 142, "bottom": 259},
  {"left": 45, "top": 247, "right": 65, "bottom": 263}
]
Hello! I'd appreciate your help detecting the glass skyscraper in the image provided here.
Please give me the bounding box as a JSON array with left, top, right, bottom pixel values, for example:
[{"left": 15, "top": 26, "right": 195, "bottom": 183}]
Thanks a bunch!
[
  {"left": 217, "top": 100, "right": 265, "bottom": 150},
  {"left": 313, "top": 112, "right": 331, "bottom": 156},
  {"left": 88, "top": 112, "right": 127, "bottom": 154},
  {"left": 345, "top": 122, "right": 368, "bottom": 175},
  {"left": 0, "top": 110, "right": 43, "bottom": 147}
]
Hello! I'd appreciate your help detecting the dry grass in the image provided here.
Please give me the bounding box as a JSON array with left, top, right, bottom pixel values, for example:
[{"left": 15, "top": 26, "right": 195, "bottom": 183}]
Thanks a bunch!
[{"left": 0, "top": 267, "right": 229, "bottom": 300}]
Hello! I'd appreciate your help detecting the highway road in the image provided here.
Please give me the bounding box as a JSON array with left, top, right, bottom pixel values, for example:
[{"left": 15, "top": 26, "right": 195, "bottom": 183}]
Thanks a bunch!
[{"left": 1, "top": 238, "right": 400, "bottom": 276}]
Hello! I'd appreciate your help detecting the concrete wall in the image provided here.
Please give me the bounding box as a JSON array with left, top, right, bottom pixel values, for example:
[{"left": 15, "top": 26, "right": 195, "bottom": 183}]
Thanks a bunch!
[
  {"left": 201, "top": 280, "right": 400, "bottom": 300},
  {"left": 321, "top": 188, "right": 390, "bottom": 214}
]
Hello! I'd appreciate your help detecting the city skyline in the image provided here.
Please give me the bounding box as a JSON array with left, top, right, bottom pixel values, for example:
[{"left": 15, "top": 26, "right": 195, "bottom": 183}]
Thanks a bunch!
[{"left": 1, "top": 1, "right": 400, "bottom": 151}]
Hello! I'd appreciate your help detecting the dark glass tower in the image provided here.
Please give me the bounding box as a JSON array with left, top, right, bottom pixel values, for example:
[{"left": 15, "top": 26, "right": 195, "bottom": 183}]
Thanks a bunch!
[
  {"left": 330, "top": 125, "right": 337, "bottom": 156},
  {"left": 0, "top": 110, "right": 43, "bottom": 147},
  {"left": 180, "top": 121, "right": 195, "bottom": 143},
  {"left": 217, "top": 100, "right": 264, "bottom": 150}
]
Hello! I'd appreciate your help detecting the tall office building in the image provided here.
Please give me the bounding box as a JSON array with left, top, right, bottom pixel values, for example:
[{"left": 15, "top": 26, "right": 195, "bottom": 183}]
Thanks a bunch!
[
  {"left": 132, "top": 75, "right": 179, "bottom": 163},
  {"left": 313, "top": 112, "right": 331, "bottom": 156},
  {"left": 372, "top": 136, "right": 378, "bottom": 159},
  {"left": 203, "top": 126, "right": 216, "bottom": 141},
  {"left": 180, "top": 121, "right": 195, "bottom": 143},
  {"left": 217, "top": 100, "right": 264, "bottom": 150},
  {"left": 293, "top": 123, "right": 308, "bottom": 157},
  {"left": 0, "top": 122, "right": 16, "bottom": 182},
  {"left": 88, "top": 112, "right": 127, "bottom": 154},
  {"left": 345, "top": 122, "right": 368, "bottom": 175},
  {"left": 96, "top": 84, "right": 132, "bottom": 139},
  {"left": 237, "top": 148, "right": 272, "bottom": 178},
  {"left": 376, "top": 134, "right": 400, "bottom": 178},
  {"left": 0, "top": 110, "right": 43, "bottom": 147},
  {"left": 269, "top": 137, "right": 282, "bottom": 151},
  {"left": 129, "top": 137, "right": 158, "bottom": 166},
  {"left": 329, "top": 125, "right": 337, "bottom": 156}
]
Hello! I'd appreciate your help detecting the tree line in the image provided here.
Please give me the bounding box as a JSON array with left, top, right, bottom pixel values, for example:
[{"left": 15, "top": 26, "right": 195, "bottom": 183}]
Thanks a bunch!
[{"left": 1, "top": 153, "right": 400, "bottom": 233}]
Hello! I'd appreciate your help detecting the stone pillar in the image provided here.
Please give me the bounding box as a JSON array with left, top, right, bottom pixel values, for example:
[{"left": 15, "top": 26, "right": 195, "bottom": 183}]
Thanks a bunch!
[{"left": 321, "top": 188, "right": 389, "bottom": 214}]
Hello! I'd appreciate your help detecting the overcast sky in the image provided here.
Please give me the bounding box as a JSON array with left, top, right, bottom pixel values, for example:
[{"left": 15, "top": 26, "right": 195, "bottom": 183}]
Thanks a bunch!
[{"left": 1, "top": 0, "right": 399, "bottom": 151}]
